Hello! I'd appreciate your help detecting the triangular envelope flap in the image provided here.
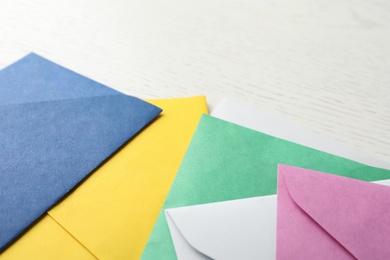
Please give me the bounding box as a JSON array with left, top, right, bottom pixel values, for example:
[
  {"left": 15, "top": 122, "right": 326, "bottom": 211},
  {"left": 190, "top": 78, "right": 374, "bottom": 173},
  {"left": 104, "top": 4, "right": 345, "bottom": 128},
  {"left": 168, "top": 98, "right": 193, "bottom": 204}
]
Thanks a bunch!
[
  {"left": 166, "top": 196, "right": 277, "bottom": 260},
  {"left": 0, "top": 95, "right": 161, "bottom": 250},
  {"left": 0, "top": 53, "right": 121, "bottom": 106},
  {"left": 165, "top": 211, "right": 210, "bottom": 260},
  {"left": 280, "top": 164, "right": 390, "bottom": 259}
]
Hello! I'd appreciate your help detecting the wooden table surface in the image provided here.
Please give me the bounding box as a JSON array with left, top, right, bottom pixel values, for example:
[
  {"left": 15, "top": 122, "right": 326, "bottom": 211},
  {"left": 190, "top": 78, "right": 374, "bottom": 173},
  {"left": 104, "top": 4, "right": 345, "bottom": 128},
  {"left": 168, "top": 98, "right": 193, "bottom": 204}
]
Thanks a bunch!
[{"left": 1, "top": 0, "right": 389, "bottom": 162}]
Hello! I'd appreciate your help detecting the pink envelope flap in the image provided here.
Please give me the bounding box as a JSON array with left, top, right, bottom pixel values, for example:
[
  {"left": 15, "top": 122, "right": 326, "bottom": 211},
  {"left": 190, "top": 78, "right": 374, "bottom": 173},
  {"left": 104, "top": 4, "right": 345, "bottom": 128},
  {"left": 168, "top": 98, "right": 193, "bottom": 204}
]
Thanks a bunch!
[{"left": 277, "top": 164, "right": 390, "bottom": 260}]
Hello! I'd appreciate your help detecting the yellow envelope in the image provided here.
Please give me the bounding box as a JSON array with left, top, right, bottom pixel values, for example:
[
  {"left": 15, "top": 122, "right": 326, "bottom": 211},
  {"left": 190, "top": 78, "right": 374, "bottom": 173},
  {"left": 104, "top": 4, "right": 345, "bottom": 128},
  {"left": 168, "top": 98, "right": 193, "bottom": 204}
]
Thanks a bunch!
[{"left": 0, "top": 96, "right": 208, "bottom": 260}]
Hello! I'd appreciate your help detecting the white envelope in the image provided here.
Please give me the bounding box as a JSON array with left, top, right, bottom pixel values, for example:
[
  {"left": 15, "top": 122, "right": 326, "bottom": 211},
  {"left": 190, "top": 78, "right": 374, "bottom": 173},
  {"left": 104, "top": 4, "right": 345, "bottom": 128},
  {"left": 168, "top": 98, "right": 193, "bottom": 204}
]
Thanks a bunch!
[
  {"left": 211, "top": 98, "right": 390, "bottom": 170},
  {"left": 165, "top": 179, "right": 390, "bottom": 260}
]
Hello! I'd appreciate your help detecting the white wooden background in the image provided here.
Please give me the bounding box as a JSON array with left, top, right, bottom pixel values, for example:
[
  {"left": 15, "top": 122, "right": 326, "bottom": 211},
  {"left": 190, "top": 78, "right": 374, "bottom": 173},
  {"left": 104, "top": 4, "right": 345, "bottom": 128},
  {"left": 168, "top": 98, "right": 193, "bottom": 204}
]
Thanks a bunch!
[{"left": 0, "top": 0, "right": 389, "bottom": 162}]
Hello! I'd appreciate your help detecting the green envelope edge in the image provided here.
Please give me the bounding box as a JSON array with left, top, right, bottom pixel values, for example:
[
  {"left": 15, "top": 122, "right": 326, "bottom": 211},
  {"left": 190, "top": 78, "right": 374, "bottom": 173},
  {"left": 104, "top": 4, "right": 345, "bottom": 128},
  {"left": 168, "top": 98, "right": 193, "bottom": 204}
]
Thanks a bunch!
[{"left": 142, "top": 115, "right": 390, "bottom": 259}]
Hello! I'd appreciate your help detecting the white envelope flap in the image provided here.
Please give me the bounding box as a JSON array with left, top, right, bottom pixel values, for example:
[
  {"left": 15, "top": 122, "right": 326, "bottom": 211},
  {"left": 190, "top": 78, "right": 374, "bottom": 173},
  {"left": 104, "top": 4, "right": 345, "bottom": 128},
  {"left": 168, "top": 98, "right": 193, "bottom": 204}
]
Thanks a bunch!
[{"left": 165, "top": 196, "right": 277, "bottom": 260}]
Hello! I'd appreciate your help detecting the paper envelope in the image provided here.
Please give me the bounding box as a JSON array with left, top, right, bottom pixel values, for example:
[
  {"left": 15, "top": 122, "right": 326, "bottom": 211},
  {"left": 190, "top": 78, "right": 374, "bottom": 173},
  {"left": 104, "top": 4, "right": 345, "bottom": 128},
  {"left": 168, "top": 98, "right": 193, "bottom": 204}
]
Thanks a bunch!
[
  {"left": 164, "top": 165, "right": 390, "bottom": 259},
  {"left": 1, "top": 96, "right": 208, "bottom": 259},
  {"left": 0, "top": 54, "right": 162, "bottom": 252},
  {"left": 142, "top": 115, "right": 390, "bottom": 259},
  {"left": 277, "top": 164, "right": 390, "bottom": 259},
  {"left": 211, "top": 98, "right": 390, "bottom": 169},
  {"left": 165, "top": 195, "right": 278, "bottom": 259}
]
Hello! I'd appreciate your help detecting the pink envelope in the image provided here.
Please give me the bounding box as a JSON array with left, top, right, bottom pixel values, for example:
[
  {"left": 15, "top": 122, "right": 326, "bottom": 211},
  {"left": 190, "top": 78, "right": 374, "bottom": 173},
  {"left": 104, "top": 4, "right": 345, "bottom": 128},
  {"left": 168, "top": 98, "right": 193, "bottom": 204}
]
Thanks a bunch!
[{"left": 277, "top": 164, "right": 390, "bottom": 260}]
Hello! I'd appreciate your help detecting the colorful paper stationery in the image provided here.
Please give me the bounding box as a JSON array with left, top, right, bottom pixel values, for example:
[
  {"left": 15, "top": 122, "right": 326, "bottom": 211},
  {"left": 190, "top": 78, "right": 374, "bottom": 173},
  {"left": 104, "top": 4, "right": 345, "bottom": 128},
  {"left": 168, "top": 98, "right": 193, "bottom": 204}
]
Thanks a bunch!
[
  {"left": 142, "top": 115, "right": 390, "bottom": 259},
  {"left": 1, "top": 97, "right": 208, "bottom": 259},
  {"left": 0, "top": 54, "right": 161, "bottom": 251},
  {"left": 0, "top": 53, "right": 121, "bottom": 105},
  {"left": 277, "top": 165, "right": 390, "bottom": 259},
  {"left": 212, "top": 98, "right": 390, "bottom": 169},
  {"left": 164, "top": 165, "right": 390, "bottom": 259}
]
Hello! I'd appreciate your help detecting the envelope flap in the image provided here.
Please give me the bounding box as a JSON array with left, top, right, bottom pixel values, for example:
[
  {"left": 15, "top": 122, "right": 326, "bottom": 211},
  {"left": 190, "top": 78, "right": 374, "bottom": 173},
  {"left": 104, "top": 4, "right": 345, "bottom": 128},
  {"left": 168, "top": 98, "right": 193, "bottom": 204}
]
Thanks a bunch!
[
  {"left": 0, "top": 95, "right": 161, "bottom": 250},
  {"left": 0, "top": 53, "right": 121, "bottom": 106},
  {"left": 166, "top": 196, "right": 277, "bottom": 260},
  {"left": 280, "top": 164, "right": 390, "bottom": 259}
]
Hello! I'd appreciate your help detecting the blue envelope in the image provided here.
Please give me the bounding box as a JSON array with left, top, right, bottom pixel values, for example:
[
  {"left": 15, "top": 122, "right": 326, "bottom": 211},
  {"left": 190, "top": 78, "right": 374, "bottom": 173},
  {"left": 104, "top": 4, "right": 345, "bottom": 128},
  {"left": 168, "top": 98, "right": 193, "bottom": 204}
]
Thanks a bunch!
[{"left": 0, "top": 53, "right": 162, "bottom": 251}]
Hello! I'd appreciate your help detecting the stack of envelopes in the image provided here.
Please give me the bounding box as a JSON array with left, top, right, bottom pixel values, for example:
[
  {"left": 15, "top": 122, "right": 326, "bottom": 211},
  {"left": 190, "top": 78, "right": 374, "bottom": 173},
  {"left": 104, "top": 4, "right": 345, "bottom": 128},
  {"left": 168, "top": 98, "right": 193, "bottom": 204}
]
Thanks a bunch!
[
  {"left": 142, "top": 101, "right": 390, "bottom": 259},
  {"left": 0, "top": 54, "right": 389, "bottom": 259}
]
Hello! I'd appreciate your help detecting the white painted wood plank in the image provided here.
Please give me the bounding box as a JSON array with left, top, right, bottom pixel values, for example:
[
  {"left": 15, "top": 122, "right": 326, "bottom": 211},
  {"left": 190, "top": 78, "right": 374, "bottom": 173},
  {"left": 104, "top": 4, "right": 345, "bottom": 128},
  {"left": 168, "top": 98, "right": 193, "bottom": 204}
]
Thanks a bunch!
[{"left": 0, "top": 0, "right": 389, "bottom": 161}]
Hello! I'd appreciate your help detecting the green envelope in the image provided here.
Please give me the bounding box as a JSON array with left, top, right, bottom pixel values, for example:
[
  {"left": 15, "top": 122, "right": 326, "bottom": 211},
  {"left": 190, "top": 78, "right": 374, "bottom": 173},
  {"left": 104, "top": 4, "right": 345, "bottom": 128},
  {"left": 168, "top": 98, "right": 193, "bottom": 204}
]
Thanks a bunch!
[{"left": 142, "top": 115, "right": 390, "bottom": 259}]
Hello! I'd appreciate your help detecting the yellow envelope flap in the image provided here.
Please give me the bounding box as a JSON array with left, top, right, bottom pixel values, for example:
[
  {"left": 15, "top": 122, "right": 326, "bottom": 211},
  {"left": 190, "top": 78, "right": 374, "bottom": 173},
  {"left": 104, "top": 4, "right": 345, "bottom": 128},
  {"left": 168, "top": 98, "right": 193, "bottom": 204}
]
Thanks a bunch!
[
  {"left": 0, "top": 214, "right": 95, "bottom": 260},
  {"left": 1, "top": 96, "right": 207, "bottom": 260}
]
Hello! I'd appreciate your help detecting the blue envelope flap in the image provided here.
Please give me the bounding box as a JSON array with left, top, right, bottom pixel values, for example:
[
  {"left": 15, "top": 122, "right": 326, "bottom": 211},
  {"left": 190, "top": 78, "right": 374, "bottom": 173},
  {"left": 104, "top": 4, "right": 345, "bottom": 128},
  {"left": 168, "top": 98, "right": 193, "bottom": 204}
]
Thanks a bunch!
[
  {"left": 0, "top": 94, "right": 161, "bottom": 250},
  {"left": 0, "top": 53, "right": 121, "bottom": 106}
]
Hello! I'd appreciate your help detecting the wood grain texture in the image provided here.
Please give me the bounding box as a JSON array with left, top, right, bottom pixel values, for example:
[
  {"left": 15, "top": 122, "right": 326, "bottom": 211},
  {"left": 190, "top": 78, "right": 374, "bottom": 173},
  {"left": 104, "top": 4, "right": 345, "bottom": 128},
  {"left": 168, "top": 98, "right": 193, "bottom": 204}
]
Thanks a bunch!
[{"left": 0, "top": 0, "right": 389, "bottom": 161}]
